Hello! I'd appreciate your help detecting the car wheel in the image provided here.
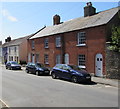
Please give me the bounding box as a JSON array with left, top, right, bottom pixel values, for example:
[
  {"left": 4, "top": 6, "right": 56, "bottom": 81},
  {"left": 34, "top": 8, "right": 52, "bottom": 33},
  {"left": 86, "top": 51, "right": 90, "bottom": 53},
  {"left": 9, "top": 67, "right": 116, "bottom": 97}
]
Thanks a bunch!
[
  {"left": 26, "top": 69, "right": 29, "bottom": 73},
  {"left": 51, "top": 73, "right": 56, "bottom": 79},
  {"left": 36, "top": 71, "right": 39, "bottom": 76},
  {"left": 10, "top": 67, "right": 12, "bottom": 70},
  {"left": 6, "top": 67, "right": 8, "bottom": 69},
  {"left": 71, "top": 76, "right": 78, "bottom": 83}
]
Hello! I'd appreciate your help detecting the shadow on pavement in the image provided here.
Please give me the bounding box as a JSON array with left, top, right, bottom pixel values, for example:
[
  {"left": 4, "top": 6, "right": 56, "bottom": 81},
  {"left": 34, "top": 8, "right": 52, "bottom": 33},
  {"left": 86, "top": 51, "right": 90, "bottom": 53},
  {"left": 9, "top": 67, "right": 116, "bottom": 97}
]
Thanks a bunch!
[{"left": 56, "top": 78, "right": 97, "bottom": 85}]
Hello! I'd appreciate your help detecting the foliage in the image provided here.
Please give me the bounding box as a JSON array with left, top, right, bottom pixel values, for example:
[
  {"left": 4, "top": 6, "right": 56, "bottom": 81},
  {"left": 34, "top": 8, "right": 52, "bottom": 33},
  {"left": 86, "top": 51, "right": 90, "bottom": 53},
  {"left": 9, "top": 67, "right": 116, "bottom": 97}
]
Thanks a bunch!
[{"left": 108, "top": 26, "right": 120, "bottom": 52}]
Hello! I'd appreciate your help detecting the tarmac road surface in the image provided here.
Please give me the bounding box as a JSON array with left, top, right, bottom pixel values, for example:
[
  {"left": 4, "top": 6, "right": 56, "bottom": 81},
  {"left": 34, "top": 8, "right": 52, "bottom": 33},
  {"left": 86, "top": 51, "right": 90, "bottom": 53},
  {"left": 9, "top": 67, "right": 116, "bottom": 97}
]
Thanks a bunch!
[{"left": 0, "top": 66, "right": 118, "bottom": 107}]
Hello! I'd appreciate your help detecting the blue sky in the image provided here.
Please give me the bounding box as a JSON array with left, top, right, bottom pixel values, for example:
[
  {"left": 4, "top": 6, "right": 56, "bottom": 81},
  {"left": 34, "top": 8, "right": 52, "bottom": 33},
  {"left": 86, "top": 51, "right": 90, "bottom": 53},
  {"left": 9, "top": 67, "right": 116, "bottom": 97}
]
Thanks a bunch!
[{"left": 0, "top": 2, "right": 119, "bottom": 43}]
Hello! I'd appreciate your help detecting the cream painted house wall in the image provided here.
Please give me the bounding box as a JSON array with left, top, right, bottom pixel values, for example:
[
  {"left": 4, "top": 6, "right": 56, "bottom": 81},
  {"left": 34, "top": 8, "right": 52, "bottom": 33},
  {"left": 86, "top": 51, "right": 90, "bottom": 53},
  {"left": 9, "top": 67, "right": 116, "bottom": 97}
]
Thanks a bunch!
[{"left": 7, "top": 45, "right": 19, "bottom": 63}]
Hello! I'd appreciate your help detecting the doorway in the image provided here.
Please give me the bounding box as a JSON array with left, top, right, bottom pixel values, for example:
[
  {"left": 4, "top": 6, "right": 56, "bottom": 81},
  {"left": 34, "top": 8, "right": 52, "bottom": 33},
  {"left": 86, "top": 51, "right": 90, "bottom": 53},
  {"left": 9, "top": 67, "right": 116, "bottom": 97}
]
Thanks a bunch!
[{"left": 95, "top": 53, "right": 103, "bottom": 77}]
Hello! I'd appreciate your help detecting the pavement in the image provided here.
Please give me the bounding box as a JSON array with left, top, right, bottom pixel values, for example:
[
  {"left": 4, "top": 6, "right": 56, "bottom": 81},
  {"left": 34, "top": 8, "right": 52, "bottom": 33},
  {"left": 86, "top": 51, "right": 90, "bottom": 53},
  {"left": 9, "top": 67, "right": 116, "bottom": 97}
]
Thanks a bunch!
[{"left": 92, "top": 76, "right": 119, "bottom": 87}]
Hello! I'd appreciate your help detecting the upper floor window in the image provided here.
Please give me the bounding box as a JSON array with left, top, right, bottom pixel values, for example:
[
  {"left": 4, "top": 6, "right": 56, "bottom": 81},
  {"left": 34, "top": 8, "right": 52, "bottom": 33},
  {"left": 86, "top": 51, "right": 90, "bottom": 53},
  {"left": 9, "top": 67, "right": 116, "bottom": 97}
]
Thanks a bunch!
[
  {"left": 14, "top": 46, "right": 17, "bottom": 53},
  {"left": 32, "top": 40, "right": 35, "bottom": 49},
  {"left": 78, "top": 54, "right": 86, "bottom": 68},
  {"left": 9, "top": 47, "right": 11, "bottom": 54},
  {"left": 44, "top": 38, "right": 49, "bottom": 48},
  {"left": 77, "top": 32, "right": 86, "bottom": 46},
  {"left": 56, "top": 36, "right": 61, "bottom": 47}
]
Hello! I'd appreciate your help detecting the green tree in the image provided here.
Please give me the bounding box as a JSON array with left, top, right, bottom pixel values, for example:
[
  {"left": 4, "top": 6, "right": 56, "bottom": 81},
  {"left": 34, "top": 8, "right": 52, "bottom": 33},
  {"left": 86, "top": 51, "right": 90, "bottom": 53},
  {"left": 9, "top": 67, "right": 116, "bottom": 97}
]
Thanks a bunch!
[{"left": 109, "top": 26, "right": 120, "bottom": 52}]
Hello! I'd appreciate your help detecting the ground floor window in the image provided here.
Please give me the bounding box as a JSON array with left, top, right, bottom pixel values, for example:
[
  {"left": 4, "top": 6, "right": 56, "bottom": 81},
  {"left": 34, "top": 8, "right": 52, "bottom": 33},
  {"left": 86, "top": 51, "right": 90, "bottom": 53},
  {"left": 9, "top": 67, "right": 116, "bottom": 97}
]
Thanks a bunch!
[
  {"left": 56, "top": 54, "right": 61, "bottom": 64},
  {"left": 78, "top": 54, "right": 86, "bottom": 68},
  {"left": 35, "top": 54, "right": 39, "bottom": 63},
  {"left": 9, "top": 56, "right": 13, "bottom": 61},
  {"left": 44, "top": 54, "right": 49, "bottom": 64}
]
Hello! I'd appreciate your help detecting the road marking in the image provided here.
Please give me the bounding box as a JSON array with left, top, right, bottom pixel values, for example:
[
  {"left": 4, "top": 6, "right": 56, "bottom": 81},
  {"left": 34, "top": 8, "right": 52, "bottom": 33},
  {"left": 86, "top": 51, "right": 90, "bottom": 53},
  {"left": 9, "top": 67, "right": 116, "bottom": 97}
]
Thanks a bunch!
[{"left": 0, "top": 99, "right": 9, "bottom": 108}]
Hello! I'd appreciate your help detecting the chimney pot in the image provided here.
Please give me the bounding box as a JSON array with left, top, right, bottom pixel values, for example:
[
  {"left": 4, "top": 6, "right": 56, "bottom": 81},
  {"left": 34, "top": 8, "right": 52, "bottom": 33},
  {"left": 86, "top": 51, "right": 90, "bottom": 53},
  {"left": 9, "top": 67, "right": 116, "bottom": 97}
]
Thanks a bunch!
[{"left": 84, "top": 2, "right": 96, "bottom": 17}]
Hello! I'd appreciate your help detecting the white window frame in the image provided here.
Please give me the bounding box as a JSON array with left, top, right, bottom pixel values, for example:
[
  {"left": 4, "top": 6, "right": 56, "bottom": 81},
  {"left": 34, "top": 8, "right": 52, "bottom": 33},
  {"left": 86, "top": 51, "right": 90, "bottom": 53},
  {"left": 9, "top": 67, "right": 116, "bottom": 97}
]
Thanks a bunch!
[
  {"left": 56, "top": 54, "right": 61, "bottom": 64},
  {"left": 78, "top": 54, "right": 86, "bottom": 68},
  {"left": 44, "top": 54, "right": 49, "bottom": 64},
  {"left": 32, "top": 40, "right": 35, "bottom": 49},
  {"left": 77, "top": 32, "right": 86, "bottom": 46},
  {"left": 64, "top": 53, "right": 69, "bottom": 64},
  {"left": 14, "top": 46, "right": 16, "bottom": 53},
  {"left": 44, "top": 38, "right": 49, "bottom": 48},
  {"left": 35, "top": 54, "right": 39, "bottom": 63},
  {"left": 56, "top": 36, "right": 61, "bottom": 47},
  {"left": 9, "top": 47, "right": 11, "bottom": 54}
]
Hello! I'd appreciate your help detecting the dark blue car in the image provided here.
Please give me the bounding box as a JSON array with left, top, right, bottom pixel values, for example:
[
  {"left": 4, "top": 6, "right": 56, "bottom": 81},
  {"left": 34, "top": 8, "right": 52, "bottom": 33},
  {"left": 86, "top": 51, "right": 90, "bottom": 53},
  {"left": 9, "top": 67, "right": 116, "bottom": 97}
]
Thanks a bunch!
[{"left": 51, "top": 64, "right": 91, "bottom": 83}]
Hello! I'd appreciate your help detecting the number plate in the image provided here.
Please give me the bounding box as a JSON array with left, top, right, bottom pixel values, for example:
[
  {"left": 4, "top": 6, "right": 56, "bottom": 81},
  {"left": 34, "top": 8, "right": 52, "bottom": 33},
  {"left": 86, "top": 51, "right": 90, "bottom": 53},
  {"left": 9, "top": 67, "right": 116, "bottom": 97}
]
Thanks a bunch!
[
  {"left": 45, "top": 71, "right": 49, "bottom": 73},
  {"left": 86, "top": 76, "right": 90, "bottom": 79}
]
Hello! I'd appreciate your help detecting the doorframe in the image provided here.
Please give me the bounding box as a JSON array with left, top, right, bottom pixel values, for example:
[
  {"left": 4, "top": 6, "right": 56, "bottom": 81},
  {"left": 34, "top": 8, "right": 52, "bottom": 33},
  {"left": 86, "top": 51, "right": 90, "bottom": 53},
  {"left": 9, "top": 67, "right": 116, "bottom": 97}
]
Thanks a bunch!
[{"left": 95, "top": 53, "right": 103, "bottom": 77}]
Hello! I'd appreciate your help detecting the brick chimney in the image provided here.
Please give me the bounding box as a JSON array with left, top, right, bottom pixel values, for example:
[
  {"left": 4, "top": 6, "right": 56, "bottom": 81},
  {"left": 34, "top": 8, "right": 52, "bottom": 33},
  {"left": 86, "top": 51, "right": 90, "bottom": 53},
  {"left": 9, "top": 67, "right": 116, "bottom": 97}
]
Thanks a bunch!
[
  {"left": 84, "top": 2, "right": 96, "bottom": 17},
  {"left": 53, "top": 14, "right": 60, "bottom": 25}
]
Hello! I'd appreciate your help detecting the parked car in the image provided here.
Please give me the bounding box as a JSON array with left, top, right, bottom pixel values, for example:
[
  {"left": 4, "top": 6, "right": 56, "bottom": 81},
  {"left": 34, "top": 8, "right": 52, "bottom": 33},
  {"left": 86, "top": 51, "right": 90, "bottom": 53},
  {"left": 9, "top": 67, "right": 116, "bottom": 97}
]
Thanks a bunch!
[
  {"left": 26, "top": 62, "right": 50, "bottom": 75},
  {"left": 6, "top": 61, "right": 21, "bottom": 70},
  {"left": 51, "top": 64, "right": 91, "bottom": 83}
]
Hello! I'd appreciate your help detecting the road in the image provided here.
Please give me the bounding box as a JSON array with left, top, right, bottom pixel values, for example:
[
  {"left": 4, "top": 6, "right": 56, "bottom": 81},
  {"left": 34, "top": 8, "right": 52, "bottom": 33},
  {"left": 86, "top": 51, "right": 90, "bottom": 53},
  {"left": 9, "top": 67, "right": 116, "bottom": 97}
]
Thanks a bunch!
[{"left": 0, "top": 66, "right": 118, "bottom": 107}]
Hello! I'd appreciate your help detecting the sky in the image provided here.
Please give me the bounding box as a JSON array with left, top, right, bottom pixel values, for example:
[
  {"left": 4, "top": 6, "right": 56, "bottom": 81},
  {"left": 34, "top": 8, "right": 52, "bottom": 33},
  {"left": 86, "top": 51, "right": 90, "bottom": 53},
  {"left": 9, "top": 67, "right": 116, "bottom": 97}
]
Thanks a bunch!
[{"left": 0, "top": 1, "right": 119, "bottom": 43}]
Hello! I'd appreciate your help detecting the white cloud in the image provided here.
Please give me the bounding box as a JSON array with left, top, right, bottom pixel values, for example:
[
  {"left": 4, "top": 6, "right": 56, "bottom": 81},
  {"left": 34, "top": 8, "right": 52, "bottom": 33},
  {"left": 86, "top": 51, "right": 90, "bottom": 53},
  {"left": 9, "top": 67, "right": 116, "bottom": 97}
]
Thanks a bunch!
[{"left": 1, "top": 9, "right": 18, "bottom": 22}]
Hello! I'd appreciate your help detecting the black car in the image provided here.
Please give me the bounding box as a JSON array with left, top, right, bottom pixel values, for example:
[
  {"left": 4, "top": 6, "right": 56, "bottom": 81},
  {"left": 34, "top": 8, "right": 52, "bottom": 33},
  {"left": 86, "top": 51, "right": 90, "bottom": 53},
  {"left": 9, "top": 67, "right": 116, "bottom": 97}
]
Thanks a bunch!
[
  {"left": 6, "top": 61, "right": 21, "bottom": 70},
  {"left": 51, "top": 64, "right": 91, "bottom": 83},
  {"left": 26, "top": 62, "right": 50, "bottom": 75}
]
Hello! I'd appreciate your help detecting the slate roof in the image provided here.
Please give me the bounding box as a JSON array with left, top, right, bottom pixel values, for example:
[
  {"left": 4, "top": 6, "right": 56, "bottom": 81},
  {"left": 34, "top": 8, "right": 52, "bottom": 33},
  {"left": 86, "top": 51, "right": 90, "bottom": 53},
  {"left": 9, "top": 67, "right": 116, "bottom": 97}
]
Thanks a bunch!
[
  {"left": 2, "top": 35, "right": 32, "bottom": 47},
  {"left": 2, "top": 26, "right": 46, "bottom": 47},
  {"left": 30, "top": 7, "right": 119, "bottom": 40}
]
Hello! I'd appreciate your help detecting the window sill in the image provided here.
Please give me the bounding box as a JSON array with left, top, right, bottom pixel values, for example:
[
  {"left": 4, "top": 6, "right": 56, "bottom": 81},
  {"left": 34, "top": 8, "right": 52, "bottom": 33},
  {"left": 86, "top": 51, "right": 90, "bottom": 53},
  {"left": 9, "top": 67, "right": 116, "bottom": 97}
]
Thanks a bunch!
[
  {"left": 45, "top": 47, "right": 49, "bottom": 49},
  {"left": 76, "top": 44, "right": 86, "bottom": 47},
  {"left": 45, "top": 63, "right": 49, "bottom": 65},
  {"left": 78, "top": 66, "right": 86, "bottom": 69}
]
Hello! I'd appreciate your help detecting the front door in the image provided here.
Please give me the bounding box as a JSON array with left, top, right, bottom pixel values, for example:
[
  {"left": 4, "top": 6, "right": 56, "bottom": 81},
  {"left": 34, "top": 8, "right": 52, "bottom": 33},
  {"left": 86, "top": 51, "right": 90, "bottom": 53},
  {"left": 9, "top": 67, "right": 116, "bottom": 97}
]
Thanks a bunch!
[{"left": 95, "top": 54, "right": 103, "bottom": 77}]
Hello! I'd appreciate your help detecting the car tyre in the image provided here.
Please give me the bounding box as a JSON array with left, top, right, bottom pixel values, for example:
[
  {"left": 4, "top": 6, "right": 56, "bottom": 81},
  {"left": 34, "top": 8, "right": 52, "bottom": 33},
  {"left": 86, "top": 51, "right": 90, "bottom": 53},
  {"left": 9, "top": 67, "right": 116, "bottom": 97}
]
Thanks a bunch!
[
  {"left": 10, "top": 67, "right": 12, "bottom": 70},
  {"left": 51, "top": 73, "right": 56, "bottom": 79},
  {"left": 26, "top": 69, "right": 29, "bottom": 73},
  {"left": 71, "top": 76, "right": 78, "bottom": 83},
  {"left": 36, "top": 71, "right": 39, "bottom": 76}
]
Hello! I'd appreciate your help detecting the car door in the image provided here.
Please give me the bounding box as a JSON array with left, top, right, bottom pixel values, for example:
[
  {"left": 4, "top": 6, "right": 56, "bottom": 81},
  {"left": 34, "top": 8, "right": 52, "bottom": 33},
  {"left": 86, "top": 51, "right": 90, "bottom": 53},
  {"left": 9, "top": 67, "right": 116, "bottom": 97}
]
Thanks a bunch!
[
  {"left": 54, "top": 65, "right": 63, "bottom": 78},
  {"left": 62, "top": 65, "right": 71, "bottom": 79},
  {"left": 30, "top": 64, "right": 36, "bottom": 74},
  {"left": 7, "top": 62, "right": 11, "bottom": 69}
]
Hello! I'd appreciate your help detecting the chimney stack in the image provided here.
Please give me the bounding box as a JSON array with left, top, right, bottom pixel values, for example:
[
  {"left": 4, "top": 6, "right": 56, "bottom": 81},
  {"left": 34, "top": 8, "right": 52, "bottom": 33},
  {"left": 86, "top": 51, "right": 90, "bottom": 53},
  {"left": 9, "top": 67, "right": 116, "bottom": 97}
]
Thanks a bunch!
[
  {"left": 84, "top": 2, "right": 96, "bottom": 17},
  {"left": 53, "top": 14, "right": 60, "bottom": 25},
  {"left": 5, "top": 36, "right": 11, "bottom": 43}
]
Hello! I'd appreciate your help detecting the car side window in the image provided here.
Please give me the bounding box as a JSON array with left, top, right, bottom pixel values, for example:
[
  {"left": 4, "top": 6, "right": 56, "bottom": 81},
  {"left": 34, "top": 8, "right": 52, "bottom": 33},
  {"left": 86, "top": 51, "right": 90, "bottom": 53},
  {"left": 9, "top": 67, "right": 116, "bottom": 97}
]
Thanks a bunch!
[
  {"left": 55, "top": 64, "right": 63, "bottom": 69},
  {"left": 62, "top": 65, "right": 70, "bottom": 70}
]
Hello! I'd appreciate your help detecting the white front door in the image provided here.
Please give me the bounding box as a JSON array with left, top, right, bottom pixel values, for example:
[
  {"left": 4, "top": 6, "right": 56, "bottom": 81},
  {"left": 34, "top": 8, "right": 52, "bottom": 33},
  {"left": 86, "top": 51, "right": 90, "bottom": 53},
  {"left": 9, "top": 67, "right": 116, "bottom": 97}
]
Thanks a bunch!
[{"left": 95, "top": 53, "right": 103, "bottom": 77}]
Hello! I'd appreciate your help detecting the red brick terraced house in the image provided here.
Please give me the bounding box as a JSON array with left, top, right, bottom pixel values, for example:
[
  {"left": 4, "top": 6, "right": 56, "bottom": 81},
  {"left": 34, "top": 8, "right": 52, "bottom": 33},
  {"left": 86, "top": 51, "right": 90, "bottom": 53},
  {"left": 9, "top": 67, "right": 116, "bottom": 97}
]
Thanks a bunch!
[{"left": 28, "top": 3, "right": 120, "bottom": 77}]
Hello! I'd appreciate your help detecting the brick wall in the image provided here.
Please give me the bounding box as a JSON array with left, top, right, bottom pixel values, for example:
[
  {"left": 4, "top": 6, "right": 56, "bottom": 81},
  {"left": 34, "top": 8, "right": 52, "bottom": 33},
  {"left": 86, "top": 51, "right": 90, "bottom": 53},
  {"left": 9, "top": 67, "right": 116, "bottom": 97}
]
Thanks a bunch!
[{"left": 28, "top": 25, "right": 106, "bottom": 75}]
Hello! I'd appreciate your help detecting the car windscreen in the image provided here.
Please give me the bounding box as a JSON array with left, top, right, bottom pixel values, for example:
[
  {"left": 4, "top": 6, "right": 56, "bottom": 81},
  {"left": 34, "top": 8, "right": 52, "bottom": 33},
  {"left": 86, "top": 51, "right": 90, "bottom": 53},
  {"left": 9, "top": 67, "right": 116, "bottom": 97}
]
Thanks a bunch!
[
  {"left": 68, "top": 65, "right": 82, "bottom": 71},
  {"left": 11, "top": 62, "right": 19, "bottom": 65},
  {"left": 36, "top": 63, "right": 44, "bottom": 68}
]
